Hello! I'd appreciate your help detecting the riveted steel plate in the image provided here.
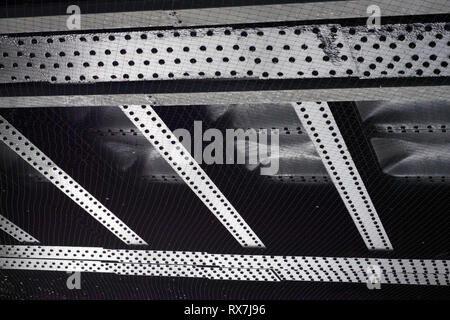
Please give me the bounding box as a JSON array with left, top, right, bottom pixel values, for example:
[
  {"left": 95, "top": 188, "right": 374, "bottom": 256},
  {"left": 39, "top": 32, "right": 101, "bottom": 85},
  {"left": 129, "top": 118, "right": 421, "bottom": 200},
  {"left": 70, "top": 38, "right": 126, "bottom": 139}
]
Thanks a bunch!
[
  {"left": 1, "top": 245, "right": 449, "bottom": 285},
  {"left": 0, "top": 215, "right": 39, "bottom": 243},
  {"left": 345, "top": 23, "right": 450, "bottom": 78},
  {"left": 292, "top": 102, "right": 393, "bottom": 251},
  {"left": 0, "top": 25, "right": 357, "bottom": 83}
]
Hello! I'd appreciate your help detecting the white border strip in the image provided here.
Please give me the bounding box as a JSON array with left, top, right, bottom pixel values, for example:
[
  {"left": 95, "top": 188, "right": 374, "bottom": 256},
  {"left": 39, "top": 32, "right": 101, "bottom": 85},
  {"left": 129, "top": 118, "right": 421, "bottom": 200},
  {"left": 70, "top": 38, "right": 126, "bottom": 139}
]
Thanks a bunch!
[
  {"left": 1, "top": 245, "right": 449, "bottom": 285},
  {"left": 1, "top": 245, "right": 448, "bottom": 275}
]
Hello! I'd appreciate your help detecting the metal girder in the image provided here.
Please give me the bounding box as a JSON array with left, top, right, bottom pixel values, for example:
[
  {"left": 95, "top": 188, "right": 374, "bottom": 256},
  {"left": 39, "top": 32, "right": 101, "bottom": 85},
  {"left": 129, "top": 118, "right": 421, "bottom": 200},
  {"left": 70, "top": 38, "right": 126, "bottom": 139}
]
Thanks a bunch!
[
  {"left": 0, "top": 0, "right": 448, "bottom": 34},
  {"left": 0, "top": 25, "right": 355, "bottom": 83},
  {"left": 120, "top": 105, "right": 265, "bottom": 248},
  {"left": 0, "top": 115, "right": 147, "bottom": 245},
  {"left": 2, "top": 245, "right": 449, "bottom": 275},
  {"left": 0, "top": 258, "right": 279, "bottom": 282},
  {"left": 0, "top": 23, "right": 448, "bottom": 83},
  {"left": 345, "top": 23, "right": 450, "bottom": 78},
  {"left": 1, "top": 86, "right": 450, "bottom": 109},
  {"left": 0, "top": 215, "right": 39, "bottom": 243},
  {"left": 1, "top": 245, "right": 449, "bottom": 285},
  {"left": 292, "top": 102, "right": 392, "bottom": 251}
]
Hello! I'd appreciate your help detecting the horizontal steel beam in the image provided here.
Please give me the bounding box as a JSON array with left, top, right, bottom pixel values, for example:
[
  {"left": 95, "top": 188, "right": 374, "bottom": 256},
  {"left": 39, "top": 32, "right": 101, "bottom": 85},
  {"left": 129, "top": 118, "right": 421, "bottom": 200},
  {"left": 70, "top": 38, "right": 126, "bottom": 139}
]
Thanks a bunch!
[
  {"left": 0, "top": 258, "right": 279, "bottom": 282},
  {"left": 1, "top": 245, "right": 449, "bottom": 285},
  {"left": 0, "top": 0, "right": 448, "bottom": 34},
  {"left": 1, "top": 86, "right": 450, "bottom": 108},
  {"left": 1, "top": 23, "right": 448, "bottom": 84},
  {"left": 2, "top": 245, "right": 448, "bottom": 275}
]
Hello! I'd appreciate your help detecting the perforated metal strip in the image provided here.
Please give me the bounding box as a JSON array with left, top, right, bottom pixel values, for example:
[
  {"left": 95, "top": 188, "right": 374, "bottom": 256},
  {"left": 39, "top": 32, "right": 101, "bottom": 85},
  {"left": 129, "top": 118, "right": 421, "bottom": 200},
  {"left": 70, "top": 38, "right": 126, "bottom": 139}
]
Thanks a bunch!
[
  {"left": 0, "top": 23, "right": 448, "bottom": 84},
  {"left": 0, "top": 215, "right": 39, "bottom": 243},
  {"left": 3, "top": 257, "right": 447, "bottom": 285},
  {"left": 0, "top": 116, "right": 147, "bottom": 245},
  {"left": 276, "top": 268, "right": 450, "bottom": 286},
  {"left": 0, "top": 258, "right": 197, "bottom": 277},
  {"left": 1, "top": 245, "right": 449, "bottom": 276},
  {"left": 0, "top": 25, "right": 356, "bottom": 83},
  {"left": 292, "top": 102, "right": 392, "bottom": 251},
  {"left": 203, "top": 267, "right": 279, "bottom": 282},
  {"left": 120, "top": 105, "right": 264, "bottom": 248},
  {"left": 114, "top": 263, "right": 279, "bottom": 282},
  {"left": 205, "top": 254, "right": 450, "bottom": 276},
  {"left": 1, "top": 246, "right": 449, "bottom": 285},
  {"left": 0, "top": 258, "right": 278, "bottom": 282},
  {"left": 0, "top": 245, "right": 210, "bottom": 265},
  {"left": 345, "top": 23, "right": 450, "bottom": 78}
]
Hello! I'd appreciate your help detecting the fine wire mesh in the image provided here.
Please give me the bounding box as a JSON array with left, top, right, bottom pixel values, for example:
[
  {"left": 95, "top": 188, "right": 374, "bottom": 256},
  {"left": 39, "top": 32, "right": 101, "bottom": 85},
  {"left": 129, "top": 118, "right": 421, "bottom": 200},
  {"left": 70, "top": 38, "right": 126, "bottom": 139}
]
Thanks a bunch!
[
  {"left": 1, "top": 1, "right": 449, "bottom": 33},
  {"left": 1, "top": 23, "right": 449, "bottom": 83},
  {"left": 0, "top": 0, "right": 449, "bottom": 300}
]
